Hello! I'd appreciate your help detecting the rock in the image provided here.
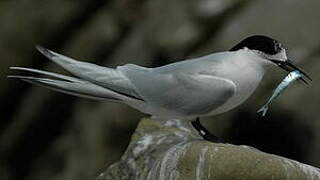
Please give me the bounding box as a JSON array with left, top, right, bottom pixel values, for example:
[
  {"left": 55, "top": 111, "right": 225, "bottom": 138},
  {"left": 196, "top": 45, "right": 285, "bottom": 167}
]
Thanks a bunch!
[{"left": 97, "top": 118, "right": 320, "bottom": 180}]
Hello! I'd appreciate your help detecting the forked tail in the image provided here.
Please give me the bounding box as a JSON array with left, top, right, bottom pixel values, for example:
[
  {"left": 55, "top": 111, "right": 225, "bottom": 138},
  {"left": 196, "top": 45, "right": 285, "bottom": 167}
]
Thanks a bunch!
[
  {"left": 8, "top": 46, "right": 145, "bottom": 102},
  {"left": 8, "top": 67, "right": 122, "bottom": 102},
  {"left": 257, "top": 105, "right": 269, "bottom": 117}
]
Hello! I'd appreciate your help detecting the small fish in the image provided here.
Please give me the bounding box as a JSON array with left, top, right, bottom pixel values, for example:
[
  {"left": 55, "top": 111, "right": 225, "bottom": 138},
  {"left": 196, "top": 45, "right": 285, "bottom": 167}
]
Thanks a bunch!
[{"left": 257, "top": 70, "right": 303, "bottom": 116}]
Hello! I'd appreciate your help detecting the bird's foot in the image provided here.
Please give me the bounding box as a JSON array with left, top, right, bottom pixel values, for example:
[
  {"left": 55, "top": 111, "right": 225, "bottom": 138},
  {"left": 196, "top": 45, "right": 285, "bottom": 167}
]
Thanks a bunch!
[{"left": 191, "top": 118, "right": 222, "bottom": 143}]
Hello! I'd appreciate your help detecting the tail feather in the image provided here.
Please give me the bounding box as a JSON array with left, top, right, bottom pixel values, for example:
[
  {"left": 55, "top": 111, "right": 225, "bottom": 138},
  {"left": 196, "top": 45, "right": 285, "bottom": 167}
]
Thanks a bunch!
[
  {"left": 36, "top": 46, "right": 142, "bottom": 100},
  {"left": 8, "top": 73, "right": 122, "bottom": 102},
  {"left": 8, "top": 46, "right": 145, "bottom": 101},
  {"left": 10, "top": 66, "right": 82, "bottom": 82}
]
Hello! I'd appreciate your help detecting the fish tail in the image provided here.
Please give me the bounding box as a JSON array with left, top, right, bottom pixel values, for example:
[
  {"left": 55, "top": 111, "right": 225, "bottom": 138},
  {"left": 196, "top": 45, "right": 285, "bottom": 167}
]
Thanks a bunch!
[{"left": 257, "top": 105, "right": 269, "bottom": 117}]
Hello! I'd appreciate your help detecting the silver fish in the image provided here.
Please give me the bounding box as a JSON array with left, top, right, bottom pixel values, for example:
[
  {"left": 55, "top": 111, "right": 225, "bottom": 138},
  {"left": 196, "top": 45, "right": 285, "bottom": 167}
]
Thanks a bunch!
[{"left": 257, "top": 70, "right": 303, "bottom": 116}]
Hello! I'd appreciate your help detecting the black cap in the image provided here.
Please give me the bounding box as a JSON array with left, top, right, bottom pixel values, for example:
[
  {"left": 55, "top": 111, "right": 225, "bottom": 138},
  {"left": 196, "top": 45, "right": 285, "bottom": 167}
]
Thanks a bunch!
[{"left": 230, "top": 35, "right": 282, "bottom": 55}]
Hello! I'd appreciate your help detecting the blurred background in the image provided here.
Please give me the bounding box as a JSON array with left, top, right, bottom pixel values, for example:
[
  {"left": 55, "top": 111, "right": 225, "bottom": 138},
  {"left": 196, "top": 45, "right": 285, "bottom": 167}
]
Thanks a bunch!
[{"left": 1, "top": 0, "right": 320, "bottom": 179}]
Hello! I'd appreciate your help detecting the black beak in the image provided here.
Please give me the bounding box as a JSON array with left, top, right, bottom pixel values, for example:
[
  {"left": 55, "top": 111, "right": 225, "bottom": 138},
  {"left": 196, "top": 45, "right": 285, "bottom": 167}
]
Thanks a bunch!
[{"left": 270, "top": 59, "right": 312, "bottom": 84}]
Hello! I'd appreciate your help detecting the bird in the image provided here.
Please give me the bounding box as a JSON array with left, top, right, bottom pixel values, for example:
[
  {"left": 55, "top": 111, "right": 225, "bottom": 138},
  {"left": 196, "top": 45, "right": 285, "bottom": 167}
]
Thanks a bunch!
[{"left": 8, "top": 35, "right": 311, "bottom": 142}]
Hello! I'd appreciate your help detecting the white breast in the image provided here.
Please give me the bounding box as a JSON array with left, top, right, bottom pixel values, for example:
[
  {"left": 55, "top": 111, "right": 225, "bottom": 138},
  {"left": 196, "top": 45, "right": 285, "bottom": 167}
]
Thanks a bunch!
[{"left": 208, "top": 51, "right": 266, "bottom": 115}]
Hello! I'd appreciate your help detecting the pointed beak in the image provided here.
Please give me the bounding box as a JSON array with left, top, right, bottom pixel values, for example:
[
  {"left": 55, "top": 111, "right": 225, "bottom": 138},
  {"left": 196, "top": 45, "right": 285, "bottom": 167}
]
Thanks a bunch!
[{"left": 269, "top": 59, "right": 312, "bottom": 84}]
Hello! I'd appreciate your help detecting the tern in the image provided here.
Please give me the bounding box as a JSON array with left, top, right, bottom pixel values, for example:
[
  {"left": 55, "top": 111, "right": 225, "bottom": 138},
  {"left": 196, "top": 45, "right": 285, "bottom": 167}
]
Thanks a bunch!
[{"left": 9, "top": 35, "right": 311, "bottom": 141}]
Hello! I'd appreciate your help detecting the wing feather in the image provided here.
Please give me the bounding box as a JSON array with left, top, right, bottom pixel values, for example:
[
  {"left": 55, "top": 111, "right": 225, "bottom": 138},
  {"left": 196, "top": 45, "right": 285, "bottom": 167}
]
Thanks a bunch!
[{"left": 119, "top": 66, "right": 236, "bottom": 115}]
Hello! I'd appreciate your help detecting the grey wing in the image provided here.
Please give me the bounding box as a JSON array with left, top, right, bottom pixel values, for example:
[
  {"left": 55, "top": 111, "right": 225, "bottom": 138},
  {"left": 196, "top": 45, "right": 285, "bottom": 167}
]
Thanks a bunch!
[{"left": 119, "top": 65, "right": 236, "bottom": 116}]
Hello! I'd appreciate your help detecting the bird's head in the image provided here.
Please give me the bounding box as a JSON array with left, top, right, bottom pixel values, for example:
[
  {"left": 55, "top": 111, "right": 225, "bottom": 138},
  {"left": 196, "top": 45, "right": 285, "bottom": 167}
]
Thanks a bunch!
[{"left": 230, "top": 35, "right": 311, "bottom": 83}]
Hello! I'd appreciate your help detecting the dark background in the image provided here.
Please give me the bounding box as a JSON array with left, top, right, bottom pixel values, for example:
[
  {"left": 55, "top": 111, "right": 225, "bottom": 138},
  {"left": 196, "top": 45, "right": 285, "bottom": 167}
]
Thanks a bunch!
[{"left": 1, "top": 0, "right": 320, "bottom": 179}]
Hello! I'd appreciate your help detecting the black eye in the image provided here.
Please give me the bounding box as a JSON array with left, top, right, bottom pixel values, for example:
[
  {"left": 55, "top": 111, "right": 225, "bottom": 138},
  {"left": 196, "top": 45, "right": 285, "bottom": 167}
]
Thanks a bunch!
[{"left": 274, "top": 42, "right": 282, "bottom": 52}]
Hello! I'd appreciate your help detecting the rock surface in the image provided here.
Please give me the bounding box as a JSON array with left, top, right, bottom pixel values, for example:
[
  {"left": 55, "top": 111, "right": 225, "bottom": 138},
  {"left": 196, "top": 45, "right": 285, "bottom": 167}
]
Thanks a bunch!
[{"left": 97, "top": 118, "right": 320, "bottom": 180}]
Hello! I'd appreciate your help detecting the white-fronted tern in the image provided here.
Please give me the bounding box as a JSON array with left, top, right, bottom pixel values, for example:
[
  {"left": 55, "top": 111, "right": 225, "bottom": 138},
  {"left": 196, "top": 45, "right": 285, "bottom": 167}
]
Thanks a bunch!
[{"left": 9, "top": 35, "right": 311, "bottom": 141}]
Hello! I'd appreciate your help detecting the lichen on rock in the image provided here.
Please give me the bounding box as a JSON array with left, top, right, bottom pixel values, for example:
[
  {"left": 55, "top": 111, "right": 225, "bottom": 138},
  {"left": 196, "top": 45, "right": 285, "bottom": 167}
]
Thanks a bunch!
[{"left": 97, "top": 118, "right": 320, "bottom": 180}]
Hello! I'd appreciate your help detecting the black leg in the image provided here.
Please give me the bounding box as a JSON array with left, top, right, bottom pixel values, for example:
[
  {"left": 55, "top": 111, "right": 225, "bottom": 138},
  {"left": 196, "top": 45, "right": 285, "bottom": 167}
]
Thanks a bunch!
[{"left": 191, "top": 118, "right": 221, "bottom": 143}]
